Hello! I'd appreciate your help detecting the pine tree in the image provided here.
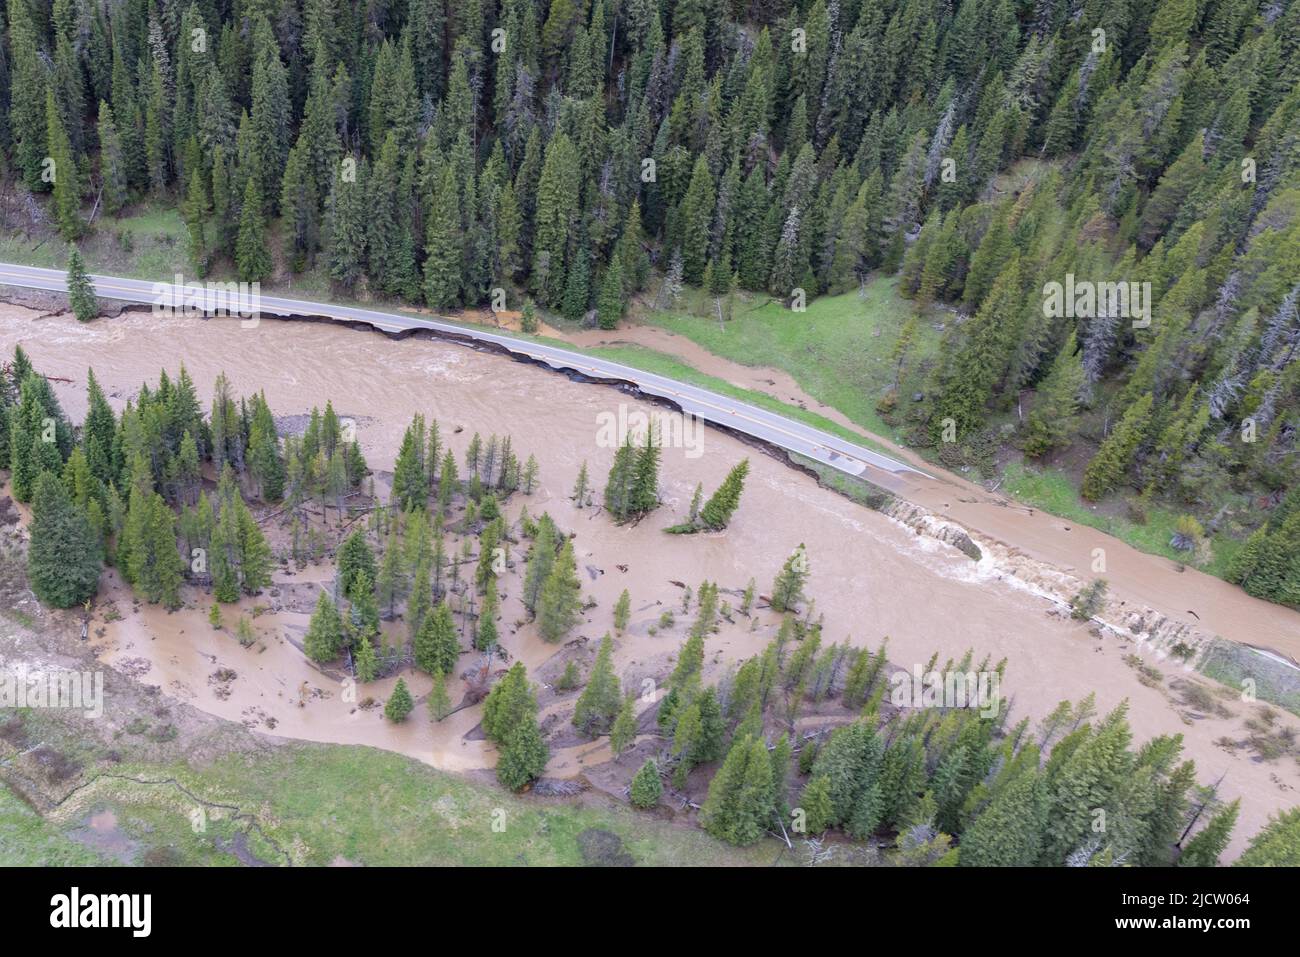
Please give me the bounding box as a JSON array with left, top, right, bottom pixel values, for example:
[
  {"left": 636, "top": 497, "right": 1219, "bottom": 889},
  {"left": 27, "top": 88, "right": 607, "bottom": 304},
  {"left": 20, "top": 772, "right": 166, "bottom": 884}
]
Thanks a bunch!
[
  {"left": 66, "top": 251, "right": 97, "bottom": 323},
  {"left": 304, "top": 591, "right": 344, "bottom": 662},
  {"left": 428, "top": 671, "right": 452, "bottom": 721},
  {"left": 338, "top": 530, "right": 378, "bottom": 599},
  {"left": 799, "top": 776, "right": 835, "bottom": 834},
  {"left": 496, "top": 713, "right": 549, "bottom": 791},
  {"left": 932, "top": 255, "right": 1024, "bottom": 440},
  {"left": 700, "top": 734, "right": 775, "bottom": 845},
  {"left": 280, "top": 137, "right": 319, "bottom": 271},
  {"left": 680, "top": 156, "right": 716, "bottom": 284},
  {"left": 96, "top": 101, "right": 128, "bottom": 214},
  {"left": 610, "top": 694, "right": 638, "bottom": 758},
  {"left": 522, "top": 514, "right": 558, "bottom": 612},
  {"left": 630, "top": 429, "right": 661, "bottom": 517},
  {"left": 1179, "top": 799, "right": 1239, "bottom": 867},
  {"left": 423, "top": 165, "right": 463, "bottom": 308},
  {"left": 531, "top": 133, "right": 580, "bottom": 305},
  {"left": 28, "top": 472, "right": 101, "bottom": 608},
  {"left": 613, "top": 588, "right": 631, "bottom": 632},
  {"left": 630, "top": 758, "right": 662, "bottom": 807},
  {"left": 603, "top": 437, "right": 637, "bottom": 520},
  {"left": 572, "top": 461, "right": 590, "bottom": 507},
  {"left": 958, "top": 767, "right": 1048, "bottom": 866},
  {"left": 235, "top": 501, "right": 273, "bottom": 595},
  {"left": 376, "top": 528, "right": 408, "bottom": 619},
  {"left": 1024, "top": 333, "right": 1085, "bottom": 457},
  {"left": 537, "top": 540, "right": 582, "bottom": 642},
  {"left": 476, "top": 582, "right": 500, "bottom": 652},
  {"left": 385, "top": 678, "right": 414, "bottom": 721},
  {"left": 346, "top": 570, "right": 381, "bottom": 645},
  {"left": 1081, "top": 394, "right": 1155, "bottom": 501},
  {"left": 597, "top": 257, "right": 625, "bottom": 330},
  {"left": 392, "top": 421, "right": 429, "bottom": 511},
  {"left": 83, "top": 369, "right": 116, "bottom": 487},
  {"left": 353, "top": 631, "right": 379, "bottom": 682},
  {"left": 573, "top": 634, "right": 621, "bottom": 736},
  {"left": 46, "top": 89, "right": 82, "bottom": 241},
  {"left": 1236, "top": 808, "right": 1300, "bottom": 866},
  {"left": 771, "top": 545, "right": 809, "bottom": 613},
  {"left": 326, "top": 157, "right": 368, "bottom": 291},
  {"left": 482, "top": 661, "right": 537, "bottom": 744},
  {"left": 699, "top": 459, "right": 750, "bottom": 530},
  {"left": 235, "top": 176, "right": 272, "bottom": 282}
]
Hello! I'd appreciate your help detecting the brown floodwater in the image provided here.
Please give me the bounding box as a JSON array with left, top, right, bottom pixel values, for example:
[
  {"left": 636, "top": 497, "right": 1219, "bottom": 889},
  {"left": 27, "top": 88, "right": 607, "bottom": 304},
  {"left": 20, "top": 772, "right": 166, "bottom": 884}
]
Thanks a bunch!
[{"left": 2, "top": 303, "right": 1297, "bottom": 857}]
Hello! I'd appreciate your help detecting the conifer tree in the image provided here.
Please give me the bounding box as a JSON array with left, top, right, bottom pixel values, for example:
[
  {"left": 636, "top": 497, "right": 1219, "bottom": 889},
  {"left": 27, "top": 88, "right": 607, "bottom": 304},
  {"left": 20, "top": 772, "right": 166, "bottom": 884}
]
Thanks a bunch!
[
  {"left": 613, "top": 588, "right": 631, "bottom": 633},
  {"left": 235, "top": 176, "right": 272, "bottom": 282},
  {"left": 629, "top": 429, "right": 661, "bottom": 517},
  {"left": 699, "top": 459, "right": 750, "bottom": 530},
  {"left": 338, "top": 530, "right": 378, "bottom": 599},
  {"left": 46, "top": 89, "right": 82, "bottom": 241},
  {"left": 610, "top": 694, "right": 638, "bottom": 758},
  {"left": 28, "top": 472, "right": 101, "bottom": 608},
  {"left": 423, "top": 165, "right": 463, "bottom": 308},
  {"left": 597, "top": 258, "right": 625, "bottom": 330},
  {"left": 428, "top": 671, "right": 452, "bottom": 721},
  {"left": 771, "top": 545, "right": 809, "bottom": 613},
  {"left": 701, "top": 734, "right": 775, "bottom": 845},
  {"left": 353, "top": 630, "right": 379, "bottom": 682},
  {"left": 304, "top": 591, "right": 344, "bottom": 662},
  {"left": 680, "top": 156, "right": 716, "bottom": 284},
  {"left": 482, "top": 661, "right": 537, "bottom": 745},
  {"left": 385, "top": 677, "right": 414, "bottom": 721},
  {"left": 573, "top": 634, "right": 621, "bottom": 736},
  {"left": 522, "top": 514, "right": 558, "bottom": 612},
  {"left": 1236, "top": 808, "right": 1300, "bottom": 866},
  {"left": 799, "top": 776, "right": 835, "bottom": 835},
  {"left": 537, "top": 540, "right": 582, "bottom": 642},
  {"left": 1082, "top": 394, "right": 1155, "bottom": 501},
  {"left": 1024, "top": 333, "right": 1085, "bottom": 457},
  {"left": 630, "top": 758, "right": 662, "bottom": 808},
  {"left": 959, "top": 767, "right": 1048, "bottom": 867},
  {"left": 572, "top": 461, "right": 590, "bottom": 507},
  {"left": 603, "top": 437, "right": 638, "bottom": 520},
  {"left": 96, "top": 102, "right": 128, "bottom": 215},
  {"left": 476, "top": 583, "right": 500, "bottom": 652},
  {"left": 326, "top": 157, "right": 368, "bottom": 291},
  {"left": 415, "top": 600, "right": 460, "bottom": 675},
  {"left": 67, "top": 251, "right": 97, "bottom": 323},
  {"left": 496, "top": 713, "right": 549, "bottom": 791},
  {"left": 1179, "top": 800, "right": 1239, "bottom": 867}
]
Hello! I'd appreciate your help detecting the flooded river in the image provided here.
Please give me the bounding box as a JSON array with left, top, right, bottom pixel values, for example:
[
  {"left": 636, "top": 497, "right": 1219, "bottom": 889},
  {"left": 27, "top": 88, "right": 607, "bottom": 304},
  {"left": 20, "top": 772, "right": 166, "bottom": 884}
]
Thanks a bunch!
[{"left": 2, "top": 303, "right": 1297, "bottom": 856}]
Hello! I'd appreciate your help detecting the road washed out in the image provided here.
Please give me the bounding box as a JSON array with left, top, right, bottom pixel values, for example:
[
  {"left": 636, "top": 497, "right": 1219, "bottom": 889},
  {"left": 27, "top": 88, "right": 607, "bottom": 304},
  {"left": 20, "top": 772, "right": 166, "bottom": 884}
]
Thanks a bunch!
[{"left": 1, "top": 303, "right": 1297, "bottom": 857}]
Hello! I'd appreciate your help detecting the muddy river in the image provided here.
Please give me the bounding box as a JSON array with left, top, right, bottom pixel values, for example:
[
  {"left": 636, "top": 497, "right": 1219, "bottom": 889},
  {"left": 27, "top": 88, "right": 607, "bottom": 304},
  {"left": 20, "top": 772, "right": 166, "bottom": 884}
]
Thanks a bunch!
[{"left": 2, "top": 303, "right": 1297, "bottom": 856}]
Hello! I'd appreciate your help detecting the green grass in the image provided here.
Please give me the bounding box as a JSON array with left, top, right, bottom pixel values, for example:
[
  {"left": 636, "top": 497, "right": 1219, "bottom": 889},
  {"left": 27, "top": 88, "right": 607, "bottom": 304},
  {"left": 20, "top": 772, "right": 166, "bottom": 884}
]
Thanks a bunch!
[
  {"left": 644, "top": 279, "right": 924, "bottom": 441},
  {"left": 6, "top": 742, "right": 780, "bottom": 867},
  {"left": 1, "top": 201, "right": 189, "bottom": 280},
  {"left": 0, "top": 785, "right": 110, "bottom": 866},
  {"left": 1001, "top": 462, "right": 1241, "bottom": 578},
  {"left": 1198, "top": 638, "right": 1300, "bottom": 717},
  {"left": 576, "top": 342, "right": 897, "bottom": 456}
]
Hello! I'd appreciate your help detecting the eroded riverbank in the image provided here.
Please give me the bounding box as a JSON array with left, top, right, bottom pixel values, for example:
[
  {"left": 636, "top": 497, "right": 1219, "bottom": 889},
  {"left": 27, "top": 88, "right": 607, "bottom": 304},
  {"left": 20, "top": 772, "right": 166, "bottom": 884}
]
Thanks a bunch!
[{"left": 2, "top": 302, "right": 1298, "bottom": 857}]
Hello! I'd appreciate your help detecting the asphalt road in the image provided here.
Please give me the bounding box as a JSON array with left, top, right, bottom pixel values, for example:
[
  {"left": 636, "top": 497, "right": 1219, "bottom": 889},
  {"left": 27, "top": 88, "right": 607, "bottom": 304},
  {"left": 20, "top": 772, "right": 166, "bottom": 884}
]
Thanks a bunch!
[{"left": 0, "top": 262, "right": 932, "bottom": 482}]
